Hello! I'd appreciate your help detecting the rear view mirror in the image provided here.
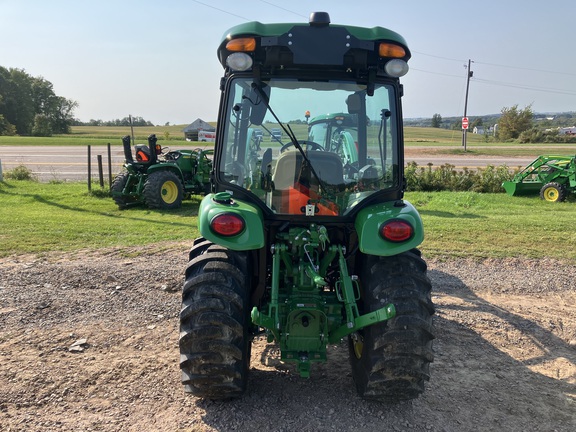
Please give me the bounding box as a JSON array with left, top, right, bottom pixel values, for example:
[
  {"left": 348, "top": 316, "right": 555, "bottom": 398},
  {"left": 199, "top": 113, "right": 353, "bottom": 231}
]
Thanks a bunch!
[
  {"left": 249, "top": 83, "right": 270, "bottom": 125},
  {"left": 346, "top": 93, "right": 361, "bottom": 114}
]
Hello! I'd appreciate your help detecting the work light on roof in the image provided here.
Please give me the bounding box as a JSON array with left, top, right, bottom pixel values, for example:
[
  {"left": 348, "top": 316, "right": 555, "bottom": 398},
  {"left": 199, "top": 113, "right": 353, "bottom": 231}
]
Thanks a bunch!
[
  {"left": 384, "top": 59, "right": 409, "bottom": 77},
  {"left": 226, "top": 52, "right": 253, "bottom": 71}
]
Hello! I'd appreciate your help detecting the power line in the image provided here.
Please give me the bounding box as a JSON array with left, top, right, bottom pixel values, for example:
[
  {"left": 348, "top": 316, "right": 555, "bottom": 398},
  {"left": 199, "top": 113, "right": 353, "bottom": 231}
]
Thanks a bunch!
[
  {"left": 191, "top": 0, "right": 307, "bottom": 22},
  {"left": 413, "top": 51, "right": 576, "bottom": 77},
  {"left": 474, "top": 60, "right": 576, "bottom": 77},
  {"left": 412, "top": 68, "right": 576, "bottom": 96},
  {"left": 258, "top": 0, "right": 307, "bottom": 18},
  {"left": 190, "top": 0, "right": 252, "bottom": 21},
  {"left": 411, "top": 51, "right": 466, "bottom": 63},
  {"left": 473, "top": 78, "right": 576, "bottom": 96},
  {"left": 410, "top": 68, "right": 464, "bottom": 79}
]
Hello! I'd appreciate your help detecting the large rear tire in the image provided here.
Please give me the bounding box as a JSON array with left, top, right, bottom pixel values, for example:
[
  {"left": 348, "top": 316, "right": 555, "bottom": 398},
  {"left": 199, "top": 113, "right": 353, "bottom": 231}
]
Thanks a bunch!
[
  {"left": 143, "top": 171, "right": 183, "bottom": 209},
  {"left": 179, "top": 241, "right": 252, "bottom": 399},
  {"left": 110, "top": 172, "right": 138, "bottom": 209},
  {"left": 349, "top": 249, "right": 435, "bottom": 402}
]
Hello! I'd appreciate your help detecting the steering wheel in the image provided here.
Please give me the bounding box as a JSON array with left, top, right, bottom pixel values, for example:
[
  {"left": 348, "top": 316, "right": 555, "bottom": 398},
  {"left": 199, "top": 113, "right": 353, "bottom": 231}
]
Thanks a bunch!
[
  {"left": 280, "top": 140, "right": 324, "bottom": 153},
  {"left": 164, "top": 150, "right": 181, "bottom": 161}
]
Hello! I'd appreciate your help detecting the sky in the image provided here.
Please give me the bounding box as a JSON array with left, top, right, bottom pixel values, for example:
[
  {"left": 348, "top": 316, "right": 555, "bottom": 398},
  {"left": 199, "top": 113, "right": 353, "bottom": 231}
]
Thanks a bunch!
[{"left": 1, "top": 0, "right": 575, "bottom": 125}]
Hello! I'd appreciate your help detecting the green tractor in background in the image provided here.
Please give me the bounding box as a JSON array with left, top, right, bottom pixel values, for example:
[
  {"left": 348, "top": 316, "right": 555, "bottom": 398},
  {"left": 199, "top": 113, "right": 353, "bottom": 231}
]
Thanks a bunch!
[
  {"left": 111, "top": 134, "right": 212, "bottom": 209},
  {"left": 308, "top": 112, "right": 360, "bottom": 166},
  {"left": 179, "top": 12, "right": 435, "bottom": 402},
  {"left": 502, "top": 155, "right": 576, "bottom": 202}
]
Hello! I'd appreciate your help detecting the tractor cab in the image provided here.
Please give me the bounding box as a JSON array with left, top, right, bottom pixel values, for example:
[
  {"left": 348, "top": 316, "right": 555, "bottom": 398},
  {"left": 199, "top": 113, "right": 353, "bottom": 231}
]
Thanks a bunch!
[
  {"left": 218, "top": 82, "right": 400, "bottom": 217},
  {"left": 210, "top": 11, "right": 410, "bottom": 220}
]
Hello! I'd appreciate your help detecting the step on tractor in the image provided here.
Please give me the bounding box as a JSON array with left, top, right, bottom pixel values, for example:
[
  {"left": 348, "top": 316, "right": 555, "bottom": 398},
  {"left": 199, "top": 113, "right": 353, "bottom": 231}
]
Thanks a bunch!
[
  {"left": 179, "top": 12, "right": 435, "bottom": 402},
  {"left": 111, "top": 134, "right": 212, "bottom": 209},
  {"left": 502, "top": 155, "right": 576, "bottom": 202}
]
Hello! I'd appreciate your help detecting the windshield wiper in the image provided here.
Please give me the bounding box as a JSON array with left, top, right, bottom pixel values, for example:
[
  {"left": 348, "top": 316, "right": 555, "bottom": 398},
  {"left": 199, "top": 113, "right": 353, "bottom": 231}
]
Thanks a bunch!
[{"left": 250, "top": 83, "right": 336, "bottom": 200}]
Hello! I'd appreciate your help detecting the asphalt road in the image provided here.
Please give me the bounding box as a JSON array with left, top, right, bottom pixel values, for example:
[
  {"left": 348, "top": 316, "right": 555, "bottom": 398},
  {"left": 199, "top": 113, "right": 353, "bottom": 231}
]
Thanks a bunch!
[
  {"left": 0, "top": 145, "right": 535, "bottom": 182},
  {"left": 0, "top": 145, "right": 125, "bottom": 182}
]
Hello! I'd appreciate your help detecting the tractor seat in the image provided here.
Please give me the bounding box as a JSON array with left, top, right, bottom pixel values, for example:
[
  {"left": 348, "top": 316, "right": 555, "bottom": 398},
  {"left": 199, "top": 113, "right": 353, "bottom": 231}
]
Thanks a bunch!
[
  {"left": 135, "top": 145, "right": 153, "bottom": 163},
  {"left": 272, "top": 150, "right": 344, "bottom": 190}
]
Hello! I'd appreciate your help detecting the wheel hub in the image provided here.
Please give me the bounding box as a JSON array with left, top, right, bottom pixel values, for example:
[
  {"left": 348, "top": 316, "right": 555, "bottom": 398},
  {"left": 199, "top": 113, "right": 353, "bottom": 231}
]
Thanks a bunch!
[
  {"left": 544, "top": 188, "right": 558, "bottom": 201},
  {"left": 161, "top": 181, "right": 178, "bottom": 203}
]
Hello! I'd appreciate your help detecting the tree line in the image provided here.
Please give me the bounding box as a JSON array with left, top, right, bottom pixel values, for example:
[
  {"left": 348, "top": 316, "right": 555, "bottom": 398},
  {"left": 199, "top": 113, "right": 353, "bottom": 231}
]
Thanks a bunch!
[
  {"left": 426, "top": 105, "right": 576, "bottom": 143},
  {"left": 72, "top": 116, "right": 154, "bottom": 127},
  {"left": 0, "top": 66, "right": 77, "bottom": 136}
]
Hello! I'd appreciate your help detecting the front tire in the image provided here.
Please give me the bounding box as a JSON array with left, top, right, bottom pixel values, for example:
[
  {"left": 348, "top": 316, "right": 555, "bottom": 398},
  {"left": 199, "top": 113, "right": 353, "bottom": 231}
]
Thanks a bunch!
[
  {"left": 349, "top": 249, "right": 435, "bottom": 402},
  {"left": 540, "top": 182, "right": 567, "bottom": 202},
  {"left": 143, "top": 171, "right": 183, "bottom": 209},
  {"left": 179, "top": 241, "right": 252, "bottom": 399}
]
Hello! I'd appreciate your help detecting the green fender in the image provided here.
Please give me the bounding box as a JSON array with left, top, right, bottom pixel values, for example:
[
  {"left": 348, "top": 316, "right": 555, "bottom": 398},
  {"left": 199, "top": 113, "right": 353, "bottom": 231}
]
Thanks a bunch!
[
  {"left": 198, "top": 193, "right": 265, "bottom": 250},
  {"left": 355, "top": 200, "right": 424, "bottom": 256},
  {"left": 146, "top": 163, "right": 184, "bottom": 180}
]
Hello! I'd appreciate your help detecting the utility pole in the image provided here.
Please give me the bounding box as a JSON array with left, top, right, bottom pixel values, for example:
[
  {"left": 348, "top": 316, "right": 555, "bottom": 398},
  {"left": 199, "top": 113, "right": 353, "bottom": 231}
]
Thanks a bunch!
[
  {"left": 129, "top": 114, "right": 135, "bottom": 145},
  {"left": 462, "top": 59, "right": 473, "bottom": 151}
]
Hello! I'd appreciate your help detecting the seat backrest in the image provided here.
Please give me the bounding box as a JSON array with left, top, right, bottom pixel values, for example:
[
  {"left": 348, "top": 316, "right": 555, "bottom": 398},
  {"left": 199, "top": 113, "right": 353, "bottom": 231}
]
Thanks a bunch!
[{"left": 272, "top": 150, "right": 344, "bottom": 190}]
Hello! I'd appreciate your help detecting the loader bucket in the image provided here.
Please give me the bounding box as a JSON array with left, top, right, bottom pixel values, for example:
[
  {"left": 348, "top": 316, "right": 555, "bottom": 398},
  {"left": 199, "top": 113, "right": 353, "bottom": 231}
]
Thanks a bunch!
[{"left": 502, "top": 181, "right": 542, "bottom": 196}]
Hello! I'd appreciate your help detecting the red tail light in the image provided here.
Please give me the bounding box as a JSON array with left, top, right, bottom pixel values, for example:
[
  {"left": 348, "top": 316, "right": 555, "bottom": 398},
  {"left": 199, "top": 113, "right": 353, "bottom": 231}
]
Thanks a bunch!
[
  {"left": 210, "top": 213, "right": 245, "bottom": 237},
  {"left": 380, "top": 220, "right": 413, "bottom": 242}
]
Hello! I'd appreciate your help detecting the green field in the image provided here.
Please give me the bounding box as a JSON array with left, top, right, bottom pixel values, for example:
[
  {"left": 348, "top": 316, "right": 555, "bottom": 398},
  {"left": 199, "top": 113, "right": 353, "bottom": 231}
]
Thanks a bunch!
[
  {"left": 0, "top": 125, "right": 195, "bottom": 146},
  {"left": 1, "top": 180, "right": 574, "bottom": 262},
  {"left": 1, "top": 126, "right": 574, "bottom": 158}
]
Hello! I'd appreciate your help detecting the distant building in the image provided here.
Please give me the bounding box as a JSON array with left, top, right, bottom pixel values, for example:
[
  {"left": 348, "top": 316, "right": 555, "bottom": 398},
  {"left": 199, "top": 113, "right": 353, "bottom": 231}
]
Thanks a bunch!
[
  {"left": 559, "top": 127, "right": 576, "bottom": 135},
  {"left": 182, "top": 119, "right": 216, "bottom": 141},
  {"left": 473, "top": 126, "right": 485, "bottom": 134}
]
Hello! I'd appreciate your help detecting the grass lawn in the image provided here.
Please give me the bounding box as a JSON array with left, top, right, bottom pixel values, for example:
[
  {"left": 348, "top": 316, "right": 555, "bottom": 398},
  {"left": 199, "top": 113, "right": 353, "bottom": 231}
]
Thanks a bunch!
[
  {"left": 409, "top": 191, "right": 576, "bottom": 260},
  {"left": 0, "top": 180, "right": 201, "bottom": 257},
  {"left": 1, "top": 180, "right": 575, "bottom": 262}
]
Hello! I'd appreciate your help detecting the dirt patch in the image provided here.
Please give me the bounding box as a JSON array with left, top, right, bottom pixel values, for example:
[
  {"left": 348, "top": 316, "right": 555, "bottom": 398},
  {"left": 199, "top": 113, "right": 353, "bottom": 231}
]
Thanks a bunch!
[{"left": 1, "top": 248, "right": 575, "bottom": 431}]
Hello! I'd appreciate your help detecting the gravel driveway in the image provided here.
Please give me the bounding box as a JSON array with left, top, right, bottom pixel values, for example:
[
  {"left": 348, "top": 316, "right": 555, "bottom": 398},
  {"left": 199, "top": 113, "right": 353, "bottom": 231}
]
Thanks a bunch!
[{"left": 1, "top": 246, "right": 575, "bottom": 431}]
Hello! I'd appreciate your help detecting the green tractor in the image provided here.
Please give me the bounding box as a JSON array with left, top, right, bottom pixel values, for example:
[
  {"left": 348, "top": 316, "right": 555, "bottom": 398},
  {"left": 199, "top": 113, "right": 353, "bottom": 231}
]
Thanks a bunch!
[
  {"left": 111, "top": 134, "right": 212, "bottom": 209},
  {"left": 179, "top": 12, "right": 435, "bottom": 402},
  {"left": 502, "top": 155, "right": 576, "bottom": 202},
  {"left": 306, "top": 111, "right": 379, "bottom": 169}
]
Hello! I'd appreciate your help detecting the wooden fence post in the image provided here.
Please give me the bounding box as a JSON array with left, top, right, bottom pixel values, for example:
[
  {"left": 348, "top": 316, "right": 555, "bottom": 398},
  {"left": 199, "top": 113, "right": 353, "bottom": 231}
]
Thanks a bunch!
[
  {"left": 97, "top": 155, "right": 104, "bottom": 188},
  {"left": 87, "top": 145, "right": 91, "bottom": 192},
  {"left": 107, "top": 143, "right": 112, "bottom": 188}
]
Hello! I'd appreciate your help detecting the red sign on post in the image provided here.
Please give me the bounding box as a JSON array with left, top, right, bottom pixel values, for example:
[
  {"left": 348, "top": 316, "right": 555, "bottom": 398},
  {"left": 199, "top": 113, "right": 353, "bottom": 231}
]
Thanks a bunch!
[{"left": 462, "top": 117, "right": 469, "bottom": 130}]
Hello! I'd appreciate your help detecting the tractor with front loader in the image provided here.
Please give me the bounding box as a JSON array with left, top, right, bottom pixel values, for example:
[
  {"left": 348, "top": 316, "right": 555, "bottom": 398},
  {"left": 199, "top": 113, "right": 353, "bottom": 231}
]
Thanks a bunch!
[
  {"left": 111, "top": 134, "right": 212, "bottom": 209},
  {"left": 502, "top": 155, "right": 576, "bottom": 202},
  {"left": 179, "top": 12, "right": 435, "bottom": 402}
]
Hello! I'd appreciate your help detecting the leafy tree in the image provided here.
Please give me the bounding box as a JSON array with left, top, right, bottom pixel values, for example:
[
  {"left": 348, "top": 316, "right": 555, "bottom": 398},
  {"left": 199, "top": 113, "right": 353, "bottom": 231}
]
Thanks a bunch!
[
  {"left": 496, "top": 104, "right": 533, "bottom": 140},
  {"left": 0, "top": 66, "right": 77, "bottom": 135},
  {"left": 470, "top": 117, "right": 483, "bottom": 131},
  {"left": 0, "top": 113, "right": 17, "bottom": 135},
  {"left": 0, "top": 67, "right": 35, "bottom": 134},
  {"left": 31, "top": 114, "right": 52, "bottom": 136},
  {"left": 31, "top": 77, "right": 55, "bottom": 114},
  {"left": 49, "top": 96, "right": 78, "bottom": 133},
  {"left": 431, "top": 113, "right": 442, "bottom": 128}
]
